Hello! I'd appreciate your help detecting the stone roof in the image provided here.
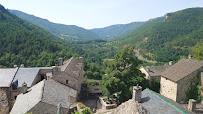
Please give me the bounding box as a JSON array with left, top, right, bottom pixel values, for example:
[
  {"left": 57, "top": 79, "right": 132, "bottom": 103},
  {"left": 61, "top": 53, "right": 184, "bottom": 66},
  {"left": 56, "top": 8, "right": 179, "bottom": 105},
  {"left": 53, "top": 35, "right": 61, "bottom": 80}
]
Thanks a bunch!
[
  {"left": 41, "top": 79, "right": 77, "bottom": 108},
  {"left": 161, "top": 59, "right": 203, "bottom": 82},
  {"left": 13, "top": 68, "right": 40, "bottom": 87},
  {"left": 0, "top": 68, "right": 18, "bottom": 87},
  {"left": 112, "top": 99, "right": 148, "bottom": 114},
  {"left": 10, "top": 79, "right": 77, "bottom": 114},
  {"left": 0, "top": 67, "right": 52, "bottom": 88},
  {"left": 142, "top": 65, "right": 170, "bottom": 77},
  {"left": 13, "top": 67, "right": 52, "bottom": 87},
  {"left": 112, "top": 88, "right": 191, "bottom": 114},
  {"left": 60, "top": 57, "right": 81, "bottom": 72},
  {"left": 141, "top": 88, "right": 191, "bottom": 114}
]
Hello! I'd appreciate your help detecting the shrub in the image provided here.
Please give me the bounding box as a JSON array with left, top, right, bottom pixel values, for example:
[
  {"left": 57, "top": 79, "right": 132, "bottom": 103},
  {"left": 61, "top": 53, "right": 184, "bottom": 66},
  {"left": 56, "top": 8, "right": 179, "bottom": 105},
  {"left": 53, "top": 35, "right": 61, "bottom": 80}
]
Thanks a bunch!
[{"left": 81, "top": 107, "right": 93, "bottom": 114}]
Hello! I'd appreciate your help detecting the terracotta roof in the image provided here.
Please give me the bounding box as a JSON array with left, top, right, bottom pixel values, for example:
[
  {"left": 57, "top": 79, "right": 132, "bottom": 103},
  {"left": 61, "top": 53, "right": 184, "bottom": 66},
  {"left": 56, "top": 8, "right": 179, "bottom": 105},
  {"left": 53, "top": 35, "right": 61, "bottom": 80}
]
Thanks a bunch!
[
  {"left": 143, "top": 65, "right": 171, "bottom": 77},
  {"left": 161, "top": 59, "right": 203, "bottom": 82}
]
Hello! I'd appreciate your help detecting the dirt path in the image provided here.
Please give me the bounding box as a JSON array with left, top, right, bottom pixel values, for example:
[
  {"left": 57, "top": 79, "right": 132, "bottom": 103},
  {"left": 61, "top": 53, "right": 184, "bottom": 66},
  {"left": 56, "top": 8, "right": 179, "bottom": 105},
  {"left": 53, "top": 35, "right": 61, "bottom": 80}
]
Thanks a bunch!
[{"left": 134, "top": 49, "right": 157, "bottom": 63}]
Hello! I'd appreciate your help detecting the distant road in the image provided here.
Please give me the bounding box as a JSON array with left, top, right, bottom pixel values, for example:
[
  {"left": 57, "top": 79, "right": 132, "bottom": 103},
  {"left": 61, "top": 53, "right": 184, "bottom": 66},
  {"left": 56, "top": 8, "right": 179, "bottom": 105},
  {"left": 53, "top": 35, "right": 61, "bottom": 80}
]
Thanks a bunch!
[{"left": 134, "top": 49, "right": 157, "bottom": 63}]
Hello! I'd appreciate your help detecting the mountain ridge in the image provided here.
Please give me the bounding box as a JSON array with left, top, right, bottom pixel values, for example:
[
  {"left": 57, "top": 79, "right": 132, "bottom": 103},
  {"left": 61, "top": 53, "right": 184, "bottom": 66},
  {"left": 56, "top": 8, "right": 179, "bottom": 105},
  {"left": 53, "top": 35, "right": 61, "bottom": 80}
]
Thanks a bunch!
[
  {"left": 113, "top": 7, "right": 203, "bottom": 62},
  {"left": 0, "top": 4, "right": 83, "bottom": 67},
  {"left": 9, "top": 9, "right": 99, "bottom": 39}
]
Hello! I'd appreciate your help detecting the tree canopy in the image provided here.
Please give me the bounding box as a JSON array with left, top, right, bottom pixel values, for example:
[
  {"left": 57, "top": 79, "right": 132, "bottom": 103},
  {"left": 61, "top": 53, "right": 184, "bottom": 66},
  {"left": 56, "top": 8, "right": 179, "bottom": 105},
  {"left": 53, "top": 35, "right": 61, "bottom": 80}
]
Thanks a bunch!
[{"left": 101, "top": 46, "right": 148, "bottom": 102}]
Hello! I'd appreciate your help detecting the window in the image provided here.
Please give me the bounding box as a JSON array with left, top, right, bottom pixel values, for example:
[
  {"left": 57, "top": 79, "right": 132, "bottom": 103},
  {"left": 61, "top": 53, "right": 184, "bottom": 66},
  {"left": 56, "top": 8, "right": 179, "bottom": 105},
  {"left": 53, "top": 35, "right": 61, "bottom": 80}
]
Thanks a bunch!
[
  {"left": 66, "top": 80, "right": 69, "bottom": 84},
  {"left": 12, "top": 83, "right": 18, "bottom": 90}
]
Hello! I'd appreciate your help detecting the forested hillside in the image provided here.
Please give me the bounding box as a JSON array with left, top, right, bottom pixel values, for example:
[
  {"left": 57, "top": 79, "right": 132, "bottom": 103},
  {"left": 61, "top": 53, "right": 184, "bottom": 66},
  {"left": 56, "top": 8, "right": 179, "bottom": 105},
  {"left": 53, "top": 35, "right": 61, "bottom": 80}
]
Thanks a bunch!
[
  {"left": 0, "top": 4, "right": 83, "bottom": 67},
  {"left": 9, "top": 10, "right": 99, "bottom": 39},
  {"left": 90, "top": 22, "right": 144, "bottom": 39},
  {"left": 114, "top": 8, "right": 203, "bottom": 62}
]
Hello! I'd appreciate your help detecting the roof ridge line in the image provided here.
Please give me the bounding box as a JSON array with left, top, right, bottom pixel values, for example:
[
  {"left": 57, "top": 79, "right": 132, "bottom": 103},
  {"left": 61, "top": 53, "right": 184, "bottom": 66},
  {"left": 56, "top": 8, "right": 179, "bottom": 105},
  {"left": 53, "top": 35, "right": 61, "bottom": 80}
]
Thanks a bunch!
[
  {"left": 40, "top": 80, "right": 46, "bottom": 101},
  {"left": 10, "top": 67, "right": 20, "bottom": 86},
  {"left": 146, "top": 88, "right": 187, "bottom": 114}
]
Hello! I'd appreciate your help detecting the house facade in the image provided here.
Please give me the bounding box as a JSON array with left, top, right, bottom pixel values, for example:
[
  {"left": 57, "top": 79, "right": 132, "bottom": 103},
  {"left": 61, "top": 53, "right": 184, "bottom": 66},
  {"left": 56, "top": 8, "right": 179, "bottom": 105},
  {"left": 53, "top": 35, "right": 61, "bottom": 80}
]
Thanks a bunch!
[
  {"left": 51, "top": 57, "right": 84, "bottom": 93},
  {"left": 160, "top": 59, "right": 203, "bottom": 103}
]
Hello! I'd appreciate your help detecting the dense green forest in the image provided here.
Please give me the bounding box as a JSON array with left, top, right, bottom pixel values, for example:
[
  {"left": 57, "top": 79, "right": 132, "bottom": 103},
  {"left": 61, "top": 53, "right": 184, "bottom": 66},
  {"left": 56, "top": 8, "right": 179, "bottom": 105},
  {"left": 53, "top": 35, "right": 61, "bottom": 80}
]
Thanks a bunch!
[
  {"left": 9, "top": 10, "right": 99, "bottom": 39},
  {"left": 90, "top": 22, "right": 144, "bottom": 39},
  {"left": 0, "top": 5, "right": 84, "bottom": 67},
  {"left": 113, "top": 8, "right": 203, "bottom": 62}
]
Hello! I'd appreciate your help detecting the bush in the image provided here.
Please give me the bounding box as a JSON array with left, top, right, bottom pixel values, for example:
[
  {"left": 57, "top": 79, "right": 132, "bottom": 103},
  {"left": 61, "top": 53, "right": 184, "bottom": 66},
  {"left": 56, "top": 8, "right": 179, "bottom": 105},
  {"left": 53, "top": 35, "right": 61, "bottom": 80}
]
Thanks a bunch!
[
  {"left": 81, "top": 107, "right": 93, "bottom": 114},
  {"left": 78, "top": 102, "right": 85, "bottom": 109}
]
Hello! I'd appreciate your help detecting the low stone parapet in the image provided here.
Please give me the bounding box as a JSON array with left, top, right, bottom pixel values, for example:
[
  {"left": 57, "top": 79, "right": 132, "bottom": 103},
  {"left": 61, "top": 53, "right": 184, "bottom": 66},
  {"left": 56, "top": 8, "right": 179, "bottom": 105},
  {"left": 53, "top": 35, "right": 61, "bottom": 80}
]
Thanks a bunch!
[{"left": 99, "top": 97, "right": 117, "bottom": 110}]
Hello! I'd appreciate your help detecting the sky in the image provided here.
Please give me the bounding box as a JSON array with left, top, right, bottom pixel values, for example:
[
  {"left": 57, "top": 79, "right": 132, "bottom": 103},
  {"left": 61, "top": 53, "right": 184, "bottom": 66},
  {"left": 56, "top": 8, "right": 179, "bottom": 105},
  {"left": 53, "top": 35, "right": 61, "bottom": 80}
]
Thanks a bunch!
[{"left": 0, "top": 0, "right": 203, "bottom": 29}]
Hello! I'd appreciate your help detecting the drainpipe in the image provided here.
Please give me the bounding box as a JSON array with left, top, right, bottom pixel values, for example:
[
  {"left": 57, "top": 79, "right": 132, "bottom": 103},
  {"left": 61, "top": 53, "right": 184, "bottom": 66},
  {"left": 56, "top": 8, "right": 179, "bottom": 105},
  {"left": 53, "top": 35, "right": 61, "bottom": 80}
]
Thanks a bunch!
[{"left": 57, "top": 103, "right": 62, "bottom": 114}]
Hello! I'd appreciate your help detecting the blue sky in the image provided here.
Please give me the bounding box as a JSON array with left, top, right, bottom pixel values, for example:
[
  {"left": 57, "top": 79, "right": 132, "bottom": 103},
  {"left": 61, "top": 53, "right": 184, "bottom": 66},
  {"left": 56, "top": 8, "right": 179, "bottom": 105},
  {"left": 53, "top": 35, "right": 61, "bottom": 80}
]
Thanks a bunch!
[{"left": 0, "top": 0, "right": 202, "bottom": 29}]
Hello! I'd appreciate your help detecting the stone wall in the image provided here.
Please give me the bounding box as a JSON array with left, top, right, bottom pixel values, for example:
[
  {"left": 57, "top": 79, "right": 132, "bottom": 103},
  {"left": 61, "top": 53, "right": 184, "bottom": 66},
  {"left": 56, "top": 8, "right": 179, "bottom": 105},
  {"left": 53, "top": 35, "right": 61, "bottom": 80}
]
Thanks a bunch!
[
  {"left": 177, "top": 68, "right": 203, "bottom": 103},
  {"left": 139, "top": 68, "right": 149, "bottom": 79},
  {"left": 28, "top": 101, "right": 69, "bottom": 114},
  {"left": 201, "top": 72, "right": 203, "bottom": 98},
  {"left": 52, "top": 72, "right": 79, "bottom": 90},
  {"left": 160, "top": 77, "right": 178, "bottom": 101},
  {"left": 0, "top": 90, "right": 9, "bottom": 114}
]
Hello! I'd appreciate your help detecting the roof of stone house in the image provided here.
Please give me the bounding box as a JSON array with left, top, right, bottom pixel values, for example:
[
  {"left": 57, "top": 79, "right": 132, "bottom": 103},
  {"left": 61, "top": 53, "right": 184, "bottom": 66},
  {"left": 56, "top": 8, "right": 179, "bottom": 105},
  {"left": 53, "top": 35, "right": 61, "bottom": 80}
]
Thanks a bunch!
[
  {"left": 112, "top": 88, "right": 191, "bottom": 114},
  {"left": 141, "top": 88, "right": 191, "bottom": 114},
  {"left": 142, "top": 65, "right": 171, "bottom": 77},
  {"left": 0, "top": 68, "right": 18, "bottom": 87},
  {"left": 10, "top": 79, "right": 77, "bottom": 114},
  {"left": 12, "top": 67, "right": 52, "bottom": 87},
  {"left": 60, "top": 57, "right": 82, "bottom": 72},
  {"left": 161, "top": 59, "right": 203, "bottom": 82},
  {"left": 13, "top": 68, "right": 40, "bottom": 87},
  {"left": 112, "top": 99, "right": 148, "bottom": 114}
]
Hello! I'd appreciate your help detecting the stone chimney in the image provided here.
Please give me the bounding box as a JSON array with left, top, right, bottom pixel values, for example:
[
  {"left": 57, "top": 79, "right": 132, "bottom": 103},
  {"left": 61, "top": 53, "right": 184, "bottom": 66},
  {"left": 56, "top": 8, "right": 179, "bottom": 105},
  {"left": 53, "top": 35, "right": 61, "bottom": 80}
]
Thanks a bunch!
[
  {"left": 133, "top": 84, "right": 142, "bottom": 103},
  {"left": 20, "top": 64, "right": 24, "bottom": 68},
  {"left": 79, "top": 57, "right": 83, "bottom": 63},
  {"left": 188, "top": 54, "right": 192, "bottom": 60},
  {"left": 52, "top": 66, "right": 60, "bottom": 75},
  {"left": 14, "top": 65, "right": 18, "bottom": 68},
  {"left": 46, "top": 72, "right": 52, "bottom": 80},
  {"left": 22, "top": 82, "right": 28, "bottom": 94},
  {"left": 169, "top": 61, "right": 173, "bottom": 65},
  {"left": 188, "top": 99, "right": 196, "bottom": 112},
  {"left": 59, "top": 58, "right": 63, "bottom": 66}
]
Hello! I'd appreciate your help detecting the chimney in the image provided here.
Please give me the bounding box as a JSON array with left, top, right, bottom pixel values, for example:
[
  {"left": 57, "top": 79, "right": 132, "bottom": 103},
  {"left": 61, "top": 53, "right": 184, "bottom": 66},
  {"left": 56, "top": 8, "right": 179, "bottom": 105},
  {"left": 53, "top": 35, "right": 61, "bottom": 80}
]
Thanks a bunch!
[
  {"left": 133, "top": 84, "right": 142, "bottom": 103},
  {"left": 22, "top": 82, "right": 28, "bottom": 94},
  {"left": 59, "top": 58, "right": 63, "bottom": 66},
  {"left": 188, "top": 54, "right": 192, "bottom": 60},
  {"left": 14, "top": 65, "right": 18, "bottom": 68},
  {"left": 52, "top": 66, "right": 60, "bottom": 75},
  {"left": 79, "top": 57, "right": 83, "bottom": 63},
  {"left": 169, "top": 61, "right": 173, "bottom": 65},
  {"left": 20, "top": 64, "right": 24, "bottom": 68},
  {"left": 46, "top": 72, "right": 52, "bottom": 80},
  {"left": 188, "top": 99, "right": 196, "bottom": 112}
]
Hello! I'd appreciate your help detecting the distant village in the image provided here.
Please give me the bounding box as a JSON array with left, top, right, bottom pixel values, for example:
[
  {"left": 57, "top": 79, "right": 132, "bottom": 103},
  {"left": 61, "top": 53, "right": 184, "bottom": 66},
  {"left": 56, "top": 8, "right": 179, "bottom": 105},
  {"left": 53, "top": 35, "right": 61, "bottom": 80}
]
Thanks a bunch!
[{"left": 0, "top": 56, "right": 203, "bottom": 114}]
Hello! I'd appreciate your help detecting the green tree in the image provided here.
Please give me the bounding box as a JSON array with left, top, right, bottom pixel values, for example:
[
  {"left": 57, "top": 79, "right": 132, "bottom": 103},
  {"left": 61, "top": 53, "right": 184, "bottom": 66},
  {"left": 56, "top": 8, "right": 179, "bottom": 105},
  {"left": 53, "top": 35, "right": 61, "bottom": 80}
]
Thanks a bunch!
[
  {"left": 193, "top": 43, "right": 203, "bottom": 60},
  {"left": 101, "top": 46, "right": 148, "bottom": 102}
]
